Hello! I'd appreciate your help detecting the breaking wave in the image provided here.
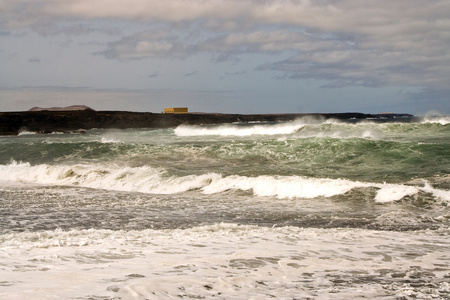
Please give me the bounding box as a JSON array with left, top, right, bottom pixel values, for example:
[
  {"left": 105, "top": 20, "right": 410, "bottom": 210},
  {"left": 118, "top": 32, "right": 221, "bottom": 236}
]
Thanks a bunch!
[
  {"left": 174, "top": 120, "right": 308, "bottom": 136},
  {"left": 421, "top": 115, "right": 450, "bottom": 125},
  {"left": 1, "top": 161, "right": 448, "bottom": 203}
]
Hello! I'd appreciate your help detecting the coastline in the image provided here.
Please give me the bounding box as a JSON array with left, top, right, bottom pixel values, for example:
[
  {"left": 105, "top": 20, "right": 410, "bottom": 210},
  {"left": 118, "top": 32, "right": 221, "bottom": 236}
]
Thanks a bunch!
[{"left": 0, "top": 110, "right": 414, "bottom": 135}]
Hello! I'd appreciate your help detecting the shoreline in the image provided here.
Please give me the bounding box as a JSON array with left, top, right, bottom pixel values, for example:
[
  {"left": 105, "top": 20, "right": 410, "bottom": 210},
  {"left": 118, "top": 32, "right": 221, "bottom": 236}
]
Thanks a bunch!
[{"left": 0, "top": 110, "right": 414, "bottom": 135}]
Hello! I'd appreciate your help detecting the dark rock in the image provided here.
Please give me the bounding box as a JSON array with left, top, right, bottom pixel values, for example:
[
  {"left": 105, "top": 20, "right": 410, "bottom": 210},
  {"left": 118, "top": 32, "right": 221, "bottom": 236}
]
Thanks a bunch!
[
  {"left": 0, "top": 110, "right": 414, "bottom": 136},
  {"left": 28, "top": 105, "right": 94, "bottom": 111}
]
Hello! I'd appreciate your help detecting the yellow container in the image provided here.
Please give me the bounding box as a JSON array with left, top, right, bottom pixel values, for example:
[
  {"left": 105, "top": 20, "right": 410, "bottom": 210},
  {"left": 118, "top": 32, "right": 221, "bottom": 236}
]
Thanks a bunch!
[{"left": 164, "top": 107, "right": 188, "bottom": 114}]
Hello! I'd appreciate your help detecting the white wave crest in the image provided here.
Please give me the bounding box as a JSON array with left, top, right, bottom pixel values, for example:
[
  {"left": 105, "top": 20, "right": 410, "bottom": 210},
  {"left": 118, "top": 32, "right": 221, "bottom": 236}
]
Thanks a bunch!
[
  {"left": 18, "top": 130, "right": 37, "bottom": 136},
  {"left": 100, "top": 136, "right": 121, "bottom": 143},
  {"left": 174, "top": 119, "right": 387, "bottom": 140},
  {"left": 421, "top": 115, "right": 450, "bottom": 125},
  {"left": 0, "top": 161, "right": 217, "bottom": 194},
  {"left": 1, "top": 161, "right": 448, "bottom": 203},
  {"left": 202, "top": 175, "right": 364, "bottom": 198},
  {"left": 174, "top": 120, "right": 307, "bottom": 137}
]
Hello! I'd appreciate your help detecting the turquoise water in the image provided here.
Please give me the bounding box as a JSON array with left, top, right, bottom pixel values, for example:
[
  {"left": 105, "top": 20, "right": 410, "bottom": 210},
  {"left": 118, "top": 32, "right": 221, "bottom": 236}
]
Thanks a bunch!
[{"left": 1, "top": 119, "right": 449, "bottom": 182}]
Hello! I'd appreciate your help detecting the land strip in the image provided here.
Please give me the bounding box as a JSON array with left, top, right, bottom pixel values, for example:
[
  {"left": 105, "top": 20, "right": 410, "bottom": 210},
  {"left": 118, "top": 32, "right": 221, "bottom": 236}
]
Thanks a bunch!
[{"left": 0, "top": 110, "right": 413, "bottom": 135}]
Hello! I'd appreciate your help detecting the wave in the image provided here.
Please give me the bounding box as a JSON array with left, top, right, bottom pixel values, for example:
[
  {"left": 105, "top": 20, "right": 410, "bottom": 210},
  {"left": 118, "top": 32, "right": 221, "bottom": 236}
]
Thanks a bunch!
[
  {"left": 173, "top": 119, "right": 379, "bottom": 139},
  {"left": 17, "top": 130, "right": 37, "bottom": 136},
  {"left": 173, "top": 119, "right": 406, "bottom": 140},
  {"left": 0, "top": 161, "right": 211, "bottom": 194},
  {"left": 1, "top": 161, "right": 449, "bottom": 203},
  {"left": 3, "top": 223, "right": 445, "bottom": 249},
  {"left": 100, "top": 136, "right": 121, "bottom": 143},
  {"left": 421, "top": 115, "right": 450, "bottom": 125},
  {"left": 174, "top": 120, "right": 308, "bottom": 137}
]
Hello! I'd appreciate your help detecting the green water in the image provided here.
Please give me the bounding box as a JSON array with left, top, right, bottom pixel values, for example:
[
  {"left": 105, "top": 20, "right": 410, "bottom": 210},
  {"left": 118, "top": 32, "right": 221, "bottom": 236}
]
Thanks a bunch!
[{"left": 1, "top": 120, "right": 448, "bottom": 187}]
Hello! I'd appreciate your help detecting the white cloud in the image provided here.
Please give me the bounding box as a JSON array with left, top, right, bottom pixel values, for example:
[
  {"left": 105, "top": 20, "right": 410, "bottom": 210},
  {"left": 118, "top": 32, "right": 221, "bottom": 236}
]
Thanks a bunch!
[
  {"left": 3, "top": 1, "right": 447, "bottom": 32},
  {"left": 2, "top": 0, "right": 450, "bottom": 94},
  {"left": 99, "top": 29, "right": 195, "bottom": 59}
]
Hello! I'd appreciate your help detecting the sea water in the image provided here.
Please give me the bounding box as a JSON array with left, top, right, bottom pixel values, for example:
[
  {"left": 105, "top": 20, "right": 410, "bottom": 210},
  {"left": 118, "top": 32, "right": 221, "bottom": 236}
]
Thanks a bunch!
[{"left": 0, "top": 116, "right": 449, "bottom": 299}]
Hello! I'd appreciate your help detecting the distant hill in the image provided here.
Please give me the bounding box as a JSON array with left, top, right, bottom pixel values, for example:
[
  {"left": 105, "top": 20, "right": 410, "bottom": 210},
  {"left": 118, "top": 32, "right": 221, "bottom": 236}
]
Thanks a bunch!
[{"left": 29, "top": 105, "right": 94, "bottom": 111}]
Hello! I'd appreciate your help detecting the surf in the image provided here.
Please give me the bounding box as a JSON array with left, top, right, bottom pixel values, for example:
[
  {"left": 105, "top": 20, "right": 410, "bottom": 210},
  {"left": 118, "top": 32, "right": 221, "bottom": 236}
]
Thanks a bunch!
[
  {"left": 174, "top": 119, "right": 312, "bottom": 137},
  {"left": 1, "top": 161, "right": 448, "bottom": 203}
]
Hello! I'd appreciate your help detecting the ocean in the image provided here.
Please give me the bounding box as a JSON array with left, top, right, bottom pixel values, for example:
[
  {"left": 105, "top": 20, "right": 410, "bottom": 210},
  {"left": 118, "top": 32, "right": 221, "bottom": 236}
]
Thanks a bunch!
[{"left": 1, "top": 116, "right": 449, "bottom": 299}]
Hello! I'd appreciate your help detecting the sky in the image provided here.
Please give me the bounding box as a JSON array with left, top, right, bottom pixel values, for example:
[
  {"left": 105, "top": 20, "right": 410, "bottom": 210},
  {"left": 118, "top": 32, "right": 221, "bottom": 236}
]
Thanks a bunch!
[{"left": 1, "top": 0, "right": 449, "bottom": 115}]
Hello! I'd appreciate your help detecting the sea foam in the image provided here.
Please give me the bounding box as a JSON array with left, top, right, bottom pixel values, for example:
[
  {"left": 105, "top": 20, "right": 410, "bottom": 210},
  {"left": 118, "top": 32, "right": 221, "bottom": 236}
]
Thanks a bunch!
[
  {"left": 174, "top": 120, "right": 307, "bottom": 136},
  {"left": 174, "top": 119, "right": 386, "bottom": 140},
  {"left": 1, "top": 161, "right": 448, "bottom": 203},
  {"left": 421, "top": 115, "right": 450, "bottom": 125},
  {"left": 1, "top": 225, "right": 449, "bottom": 300}
]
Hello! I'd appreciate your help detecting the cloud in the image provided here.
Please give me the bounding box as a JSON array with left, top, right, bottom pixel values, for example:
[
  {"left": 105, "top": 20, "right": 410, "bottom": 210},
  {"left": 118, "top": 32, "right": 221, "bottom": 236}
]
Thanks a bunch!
[
  {"left": 184, "top": 71, "right": 198, "bottom": 77},
  {"left": 2, "top": 0, "right": 450, "bottom": 93},
  {"left": 28, "top": 57, "right": 41, "bottom": 63},
  {"left": 3, "top": 1, "right": 447, "bottom": 31},
  {"left": 30, "top": 22, "right": 94, "bottom": 36},
  {"left": 99, "top": 29, "right": 195, "bottom": 59},
  {"left": 225, "top": 71, "right": 246, "bottom": 76},
  {"left": 147, "top": 71, "right": 160, "bottom": 78}
]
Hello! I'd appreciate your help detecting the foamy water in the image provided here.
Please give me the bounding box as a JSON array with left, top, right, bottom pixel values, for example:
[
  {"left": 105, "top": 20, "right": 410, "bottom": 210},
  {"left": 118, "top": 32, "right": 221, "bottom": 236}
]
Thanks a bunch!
[
  {"left": 175, "top": 120, "right": 307, "bottom": 136},
  {"left": 1, "top": 118, "right": 449, "bottom": 299},
  {"left": 2, "top": 225, "right": 449, "bottom": 299},
  {"left": 1, "top": 161, "right": 448, "bottom": 203},
  {"left": 421, "top": 115, "right": 450, "bottom": 125}
]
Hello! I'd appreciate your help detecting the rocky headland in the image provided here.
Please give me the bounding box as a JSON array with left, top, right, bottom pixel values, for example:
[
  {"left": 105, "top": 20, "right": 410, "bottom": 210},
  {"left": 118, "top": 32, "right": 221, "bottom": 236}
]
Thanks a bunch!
[
  {"left": 28, "top": 105, "right": 94, "bottom": 112},
  {"left": 0, "top": 109, "right": 414, "bottom": 135}
]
